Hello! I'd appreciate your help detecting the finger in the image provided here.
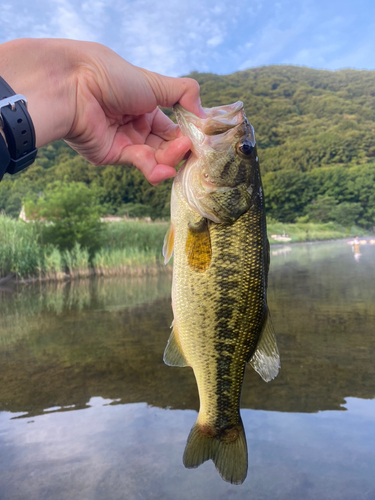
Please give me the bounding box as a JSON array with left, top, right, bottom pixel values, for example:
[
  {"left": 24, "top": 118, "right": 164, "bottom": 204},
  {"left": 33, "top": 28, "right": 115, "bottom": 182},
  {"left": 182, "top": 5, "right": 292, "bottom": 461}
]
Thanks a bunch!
[
  {"left": 147, "top": 164, "right": 176, "bottom": 185},
  {"left": 176, "top": 78, "right": 207, "bottom": 119},
  {"left": 144, "top": 71, "right": 206, "bottom": 119},
  {"left": 116, "top": 144, "right": 176, "bottom": 185},
  {"left": 151, "top": 108, "right": 179, "bottom": 141},
  {"left": 155, "top": 136, "right": 191, "bottom": 166}
]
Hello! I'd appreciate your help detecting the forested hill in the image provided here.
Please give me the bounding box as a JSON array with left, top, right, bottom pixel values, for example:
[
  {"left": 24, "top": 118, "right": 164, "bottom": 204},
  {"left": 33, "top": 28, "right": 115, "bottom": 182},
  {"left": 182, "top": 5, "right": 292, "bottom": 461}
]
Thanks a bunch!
[
  {"left": 1, "top": 66, "right": 375, "bottom": 227},
  {"left": 194, "top": 65, "right": 375, "bottom": 173}
]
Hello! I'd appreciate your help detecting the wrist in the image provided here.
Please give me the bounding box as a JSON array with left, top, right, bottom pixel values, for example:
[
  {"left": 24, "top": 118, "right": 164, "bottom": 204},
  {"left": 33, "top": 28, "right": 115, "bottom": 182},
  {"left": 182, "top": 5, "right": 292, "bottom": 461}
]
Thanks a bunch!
[{"left": 0, "top": 38, "right": 78, "bottom": 148}]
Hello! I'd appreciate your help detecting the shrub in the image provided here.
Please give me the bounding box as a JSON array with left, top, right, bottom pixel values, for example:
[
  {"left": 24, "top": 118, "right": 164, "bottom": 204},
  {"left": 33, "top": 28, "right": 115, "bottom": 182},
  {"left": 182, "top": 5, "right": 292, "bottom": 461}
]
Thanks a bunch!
[{"left": 25, "top": 182, "right": 104, "bottom": 257}]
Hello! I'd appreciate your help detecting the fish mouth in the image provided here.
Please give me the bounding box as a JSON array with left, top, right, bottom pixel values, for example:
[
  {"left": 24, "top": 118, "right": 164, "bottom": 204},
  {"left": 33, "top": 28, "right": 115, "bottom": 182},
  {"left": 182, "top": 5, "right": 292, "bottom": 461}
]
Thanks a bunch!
[{"left": 173, "top": 101, "right": 246, "bottom": 148}]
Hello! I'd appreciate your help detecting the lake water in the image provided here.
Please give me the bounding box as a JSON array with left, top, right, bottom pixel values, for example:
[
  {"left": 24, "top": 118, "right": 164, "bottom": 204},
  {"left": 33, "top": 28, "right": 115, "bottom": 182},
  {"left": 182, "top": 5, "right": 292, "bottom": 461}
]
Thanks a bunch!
[{"left": 1, "top": 241, "right": 375, "bottom": 500}]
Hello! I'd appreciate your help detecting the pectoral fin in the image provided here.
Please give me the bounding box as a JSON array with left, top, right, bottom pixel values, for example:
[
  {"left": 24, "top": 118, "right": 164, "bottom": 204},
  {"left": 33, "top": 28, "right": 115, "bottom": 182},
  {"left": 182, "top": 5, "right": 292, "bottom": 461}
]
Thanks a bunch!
[
  {"left": 248, "top": 311, "right": 280, "bottom": 382},
  {"left": 163, "top": 224, "right": 175, "bottom": 264},
  {"left": 163, "top": 322, "right": 188, "bottom": 367},
  {"left": 185, "top": 218, "right": 212, "bottom": 272}
]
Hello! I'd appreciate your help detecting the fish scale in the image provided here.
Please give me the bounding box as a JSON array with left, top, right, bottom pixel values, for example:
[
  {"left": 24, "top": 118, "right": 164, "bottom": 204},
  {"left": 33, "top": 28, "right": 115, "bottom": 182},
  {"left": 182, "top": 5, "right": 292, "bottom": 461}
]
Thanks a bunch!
[{"left": 163, "top": 101, "right": 280, "bottom": 485}]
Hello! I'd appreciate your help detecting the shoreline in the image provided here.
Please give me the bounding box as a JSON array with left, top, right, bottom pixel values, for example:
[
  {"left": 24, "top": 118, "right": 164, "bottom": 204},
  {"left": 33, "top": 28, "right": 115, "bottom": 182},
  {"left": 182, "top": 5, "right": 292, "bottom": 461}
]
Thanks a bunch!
[
  {"left": 3, "top": 235, "right": 373, "bottom": 286},
  {"left": 1, "top": 264, "right": 173, "bottom": 286}
]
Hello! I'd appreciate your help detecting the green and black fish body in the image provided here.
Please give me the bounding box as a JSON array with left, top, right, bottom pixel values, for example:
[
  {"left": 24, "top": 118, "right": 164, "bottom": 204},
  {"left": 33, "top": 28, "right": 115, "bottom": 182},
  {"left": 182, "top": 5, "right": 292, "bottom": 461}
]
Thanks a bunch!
[{"left": 163, "top": 102, "right": 280, "bottom": 485}]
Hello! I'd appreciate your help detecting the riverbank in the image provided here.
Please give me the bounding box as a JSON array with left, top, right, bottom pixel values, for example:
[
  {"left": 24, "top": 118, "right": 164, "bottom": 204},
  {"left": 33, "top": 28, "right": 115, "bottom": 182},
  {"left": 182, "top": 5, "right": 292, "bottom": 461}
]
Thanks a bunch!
[
  {"left": 0, "top": 215, "right": 168, "bottom": 282},
  {"left": 0, "top": 215, "right": 372, "bottom": 282},
  {"left": 267, "top": 221, "right": 370, "bottom": 244}
]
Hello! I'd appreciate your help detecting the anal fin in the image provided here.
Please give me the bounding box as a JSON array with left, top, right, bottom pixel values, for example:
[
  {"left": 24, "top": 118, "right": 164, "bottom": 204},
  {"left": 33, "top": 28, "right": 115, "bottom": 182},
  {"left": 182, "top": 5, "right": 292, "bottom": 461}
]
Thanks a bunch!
[
  {"left": 163, "top": 322, "right": 188, "bottom": 367},
  {"left": 249, "top": 310, "right": 280, "bottom": 382}
]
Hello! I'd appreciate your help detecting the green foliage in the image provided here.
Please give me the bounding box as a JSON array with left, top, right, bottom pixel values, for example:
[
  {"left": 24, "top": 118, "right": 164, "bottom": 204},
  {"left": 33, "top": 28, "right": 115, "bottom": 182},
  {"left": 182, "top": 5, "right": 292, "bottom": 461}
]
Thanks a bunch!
[
  {"left": 305, "top": 195, "right": 338, "bottom": 223},
  {"left": 0, "top": 214, "right": 370, "bottom": 280},
  {"left": 43, "top": 246, "right": 65, "bottom": 280},
  {"left": 93, "top": 247, "right": 157, "bottom": 276},
  {"left": 303, "top": 195, "right": 363, "bottom": 227},
  {"left": 1, "top": 66, "right": 375, "bottom": 228},
  {"left": 0, "top": 214, "right": 42, "bottom": 278},
  {"left": 63, "top": 243, "right": 90, "bottom": 278},
  {"left": 101, "top": 220, "right": 167, "bottom": 254},
  {"left": 267, "top": 220, "right": 368, "bottom": 243},
  {"left": 116, "top": 203, "right": 153, "bottom": 218},
  {"left": 25, "top": 182, "right": 104, "bottom": 256},
  {"left": 0, "top": 215, "right": 167, "bottom": 279},
  {"left": 263, "top": 163, "right": 375, "bottom": 228},
  {"left": 331, "top": 202, "right": 363, "bottom": 227}
]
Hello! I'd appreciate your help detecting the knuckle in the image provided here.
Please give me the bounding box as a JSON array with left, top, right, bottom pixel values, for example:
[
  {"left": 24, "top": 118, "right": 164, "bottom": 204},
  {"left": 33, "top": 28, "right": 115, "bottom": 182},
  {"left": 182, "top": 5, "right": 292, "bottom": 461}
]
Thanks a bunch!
[{"left": 183, "top": 77, "right": 200, "bottom": 95}]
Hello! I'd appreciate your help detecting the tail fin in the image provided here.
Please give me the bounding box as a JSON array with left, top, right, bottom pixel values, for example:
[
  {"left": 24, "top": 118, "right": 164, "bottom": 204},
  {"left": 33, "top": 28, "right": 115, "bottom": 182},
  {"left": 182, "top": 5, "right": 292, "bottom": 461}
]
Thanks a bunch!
[{"left": 183, "top": 418, "right": 248, "bottom": 485}]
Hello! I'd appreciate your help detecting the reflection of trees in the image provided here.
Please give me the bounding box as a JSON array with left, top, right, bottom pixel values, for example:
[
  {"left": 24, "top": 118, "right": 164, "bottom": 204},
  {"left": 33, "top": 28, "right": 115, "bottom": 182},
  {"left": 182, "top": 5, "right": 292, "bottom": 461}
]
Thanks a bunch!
[
  {"left": 0, "top": 276, "right": 172, "bottom": 346},
  {"left": 1, "top": 246, "right": 375, "bottom": 417}
]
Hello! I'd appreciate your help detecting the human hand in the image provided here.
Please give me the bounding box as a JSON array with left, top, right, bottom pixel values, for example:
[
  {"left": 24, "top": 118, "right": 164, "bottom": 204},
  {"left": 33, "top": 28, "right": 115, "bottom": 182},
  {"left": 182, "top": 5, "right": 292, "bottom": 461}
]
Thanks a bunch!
[{"left": 0, "top": 39, "right": 205, "bottom": 185}]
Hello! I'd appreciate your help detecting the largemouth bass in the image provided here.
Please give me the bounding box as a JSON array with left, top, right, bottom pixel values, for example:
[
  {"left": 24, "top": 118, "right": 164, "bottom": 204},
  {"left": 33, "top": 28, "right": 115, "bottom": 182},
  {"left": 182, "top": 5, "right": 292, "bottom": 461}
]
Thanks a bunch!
[{"left": 163, "top": 101, "right": 280, "bottom": 485}]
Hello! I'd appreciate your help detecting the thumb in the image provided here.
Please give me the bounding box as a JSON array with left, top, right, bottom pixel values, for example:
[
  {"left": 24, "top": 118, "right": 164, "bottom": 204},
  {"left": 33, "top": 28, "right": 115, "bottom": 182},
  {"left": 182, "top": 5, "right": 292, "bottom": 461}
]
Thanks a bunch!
[{"left": 143, "top": 71, "right": 206, "bottom": 118}]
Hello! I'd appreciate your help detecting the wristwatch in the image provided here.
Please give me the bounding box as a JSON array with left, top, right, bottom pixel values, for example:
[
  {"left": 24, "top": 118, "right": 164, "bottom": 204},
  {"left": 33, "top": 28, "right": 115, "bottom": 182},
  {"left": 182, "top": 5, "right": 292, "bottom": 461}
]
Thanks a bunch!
[{"left": 0, "top": 76, "right": 38, "bottom": 179}]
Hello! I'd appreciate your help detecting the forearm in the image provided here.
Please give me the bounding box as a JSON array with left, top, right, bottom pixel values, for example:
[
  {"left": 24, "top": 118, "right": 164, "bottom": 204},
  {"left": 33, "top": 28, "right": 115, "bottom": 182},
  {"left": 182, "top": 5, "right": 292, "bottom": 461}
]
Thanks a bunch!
[{"left": 0, "top": 38, "right": 77, "bottom": 148}]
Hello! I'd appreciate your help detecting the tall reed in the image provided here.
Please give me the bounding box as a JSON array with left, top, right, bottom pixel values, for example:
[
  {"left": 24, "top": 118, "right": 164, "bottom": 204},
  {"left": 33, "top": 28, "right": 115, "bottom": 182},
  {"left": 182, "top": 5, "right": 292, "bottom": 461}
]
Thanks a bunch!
[
  {"left": 0, "top": 214, "right": 42, "bottom": 278},
  {"left": 1, "top": 214, "right": 372, "bottom": 282},
  {"left": 93, "top": 247, "right": 161, "bottom": 276},
  {"left": 42, "top": 247, "right": 66, "bottom": 281},
  {"left": 63, "top": 243, "right": 91, "bottom": 279}
]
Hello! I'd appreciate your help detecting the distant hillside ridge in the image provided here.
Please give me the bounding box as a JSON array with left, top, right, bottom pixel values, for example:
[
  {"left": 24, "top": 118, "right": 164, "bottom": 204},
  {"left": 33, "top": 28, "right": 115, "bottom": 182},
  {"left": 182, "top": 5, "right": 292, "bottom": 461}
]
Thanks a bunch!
[{"left": 1, "top": 65, "right": 374, "bottom": 227}]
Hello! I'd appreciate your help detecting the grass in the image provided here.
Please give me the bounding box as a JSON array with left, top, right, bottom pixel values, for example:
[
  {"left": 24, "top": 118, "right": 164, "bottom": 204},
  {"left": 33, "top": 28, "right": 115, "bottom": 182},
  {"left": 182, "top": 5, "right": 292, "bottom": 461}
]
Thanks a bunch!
[
  {"left": 63, "top": 243, "right": 91, "bottom": 279},
  {"left": 0, "top": 215, "right": 167, "bottom": 280},
  {"left": 42, "top": 247, "right": 66, "bottom": 281},
  {"left": 0, "top": 215, "right": 42, "bottom": 278},
  {"left": 102, "top": 220, "right": 167, "bottom": 253},
  {"left": 267, "top": 220, "right": 370, "bottom": 244},
  {"left": 0, "top": 214, "right": 372, "bottom": 281},
  {"left": 93, "top": 247, "right": 161, "bottom": 276}
]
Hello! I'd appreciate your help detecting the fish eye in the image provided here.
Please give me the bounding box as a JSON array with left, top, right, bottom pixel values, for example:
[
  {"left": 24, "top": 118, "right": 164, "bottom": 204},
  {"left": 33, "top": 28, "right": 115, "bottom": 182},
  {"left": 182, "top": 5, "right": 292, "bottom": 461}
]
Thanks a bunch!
[{"left": 238, "top": 140, "right": 254, "bottom": 156}]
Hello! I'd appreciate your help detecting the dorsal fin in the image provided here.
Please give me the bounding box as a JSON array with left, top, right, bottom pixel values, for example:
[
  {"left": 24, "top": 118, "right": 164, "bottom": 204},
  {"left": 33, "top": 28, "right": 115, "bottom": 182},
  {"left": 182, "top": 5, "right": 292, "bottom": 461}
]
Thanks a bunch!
[
  {"left": 185, "top": 218, "right": 212, "bottom": 272},
  {"left": 248, "top": 311, "right": 280, "bottom": 382}
]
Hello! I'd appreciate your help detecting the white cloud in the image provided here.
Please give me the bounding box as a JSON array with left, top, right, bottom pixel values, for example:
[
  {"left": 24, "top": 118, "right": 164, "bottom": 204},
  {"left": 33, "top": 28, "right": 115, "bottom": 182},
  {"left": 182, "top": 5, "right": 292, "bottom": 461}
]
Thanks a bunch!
[
  {"left": 50, "top": 0, "right": 98, "bottom": 41},
  {"left": 207, "top": 35, "right": 223, "bottom": 47},
  {"left": 1, "top": 0, "right": 374, "bottom": 76}
]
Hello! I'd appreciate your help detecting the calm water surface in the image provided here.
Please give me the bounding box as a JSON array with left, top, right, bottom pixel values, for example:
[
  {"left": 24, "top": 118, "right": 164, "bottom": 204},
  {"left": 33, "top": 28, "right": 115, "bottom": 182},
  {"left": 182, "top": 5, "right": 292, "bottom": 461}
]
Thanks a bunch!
[{"left": 1, "top": 241, "right": 375, "bottom": 500}]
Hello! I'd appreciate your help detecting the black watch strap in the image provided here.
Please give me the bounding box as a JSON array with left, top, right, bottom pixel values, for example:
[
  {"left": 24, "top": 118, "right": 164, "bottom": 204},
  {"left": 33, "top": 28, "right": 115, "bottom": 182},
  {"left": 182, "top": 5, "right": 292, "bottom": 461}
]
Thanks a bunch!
[
  {"left": 0, "top": 133, "right": 11, "bottom": 181},
  {"left": 0, "top": 76, "right": 38, "bottom": 176}
]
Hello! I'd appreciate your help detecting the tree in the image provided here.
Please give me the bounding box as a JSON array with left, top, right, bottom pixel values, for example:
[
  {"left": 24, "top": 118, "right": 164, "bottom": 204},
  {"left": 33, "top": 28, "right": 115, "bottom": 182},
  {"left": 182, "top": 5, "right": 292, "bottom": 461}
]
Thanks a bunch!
[
  {"left": 304, "top": 195, "right": 337, "bottom": 223},
  {"left": 25, "top": 182, "right": 104, "bottom": 256},
  {"left": 331, "top": 202, "right": 363, "bottom": 227}
]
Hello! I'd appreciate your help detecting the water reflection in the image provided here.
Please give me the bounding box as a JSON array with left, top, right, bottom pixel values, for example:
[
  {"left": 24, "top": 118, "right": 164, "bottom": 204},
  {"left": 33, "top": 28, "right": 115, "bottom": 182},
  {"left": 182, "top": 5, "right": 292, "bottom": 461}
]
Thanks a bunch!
[
  {"left": 1, "top": 397, "right": 375, "bottom": 500},
  {"left": 1, "top": 241, "right": 375, "bottom": 497},
  {"left": 1, "top": 242, "right": 374, "bottom": 418}
]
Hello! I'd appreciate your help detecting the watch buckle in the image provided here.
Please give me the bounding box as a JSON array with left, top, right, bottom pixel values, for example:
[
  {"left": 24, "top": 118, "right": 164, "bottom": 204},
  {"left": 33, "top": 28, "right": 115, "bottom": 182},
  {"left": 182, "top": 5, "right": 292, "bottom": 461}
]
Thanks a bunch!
[{"left": 0, "top": 94, "right": 28, "bottom": 113}]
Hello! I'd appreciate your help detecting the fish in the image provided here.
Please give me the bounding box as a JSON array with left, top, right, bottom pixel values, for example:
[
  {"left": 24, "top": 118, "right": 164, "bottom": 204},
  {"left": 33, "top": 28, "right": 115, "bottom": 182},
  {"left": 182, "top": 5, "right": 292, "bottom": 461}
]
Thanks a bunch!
[{"left": 163, "top": 101, "right": 280, "bottom": 485}]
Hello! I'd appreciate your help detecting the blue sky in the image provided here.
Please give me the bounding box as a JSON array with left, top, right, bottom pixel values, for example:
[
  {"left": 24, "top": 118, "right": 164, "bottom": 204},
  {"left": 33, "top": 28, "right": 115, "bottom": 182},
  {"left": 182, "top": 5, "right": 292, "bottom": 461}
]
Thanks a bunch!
[{"left": 2, "top": 0, "right": 375, "bottom": 76}]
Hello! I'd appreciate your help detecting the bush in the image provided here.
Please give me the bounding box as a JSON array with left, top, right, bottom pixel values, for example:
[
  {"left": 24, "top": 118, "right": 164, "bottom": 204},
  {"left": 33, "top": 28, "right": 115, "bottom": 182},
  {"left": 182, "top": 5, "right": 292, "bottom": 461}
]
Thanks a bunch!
[{"left": 25, "top": 182, "right": 104, "bottom": 257}]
